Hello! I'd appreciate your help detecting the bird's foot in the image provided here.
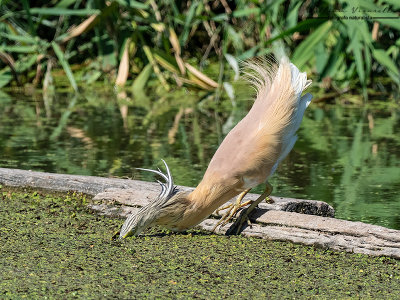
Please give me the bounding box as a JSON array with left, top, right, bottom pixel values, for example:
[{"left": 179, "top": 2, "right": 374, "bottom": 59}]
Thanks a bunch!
[
  {"left": 212, "top": 189, "right": 251, "bottom": 232},
  {"left": 225, "top": 209, "right": 252, "bottom": 235},
  {"left": 226, "top": 182, "right": 273, "bottom": 235},
  {"left": 212, "top": 200, "right": 252, "bottom": 232}
]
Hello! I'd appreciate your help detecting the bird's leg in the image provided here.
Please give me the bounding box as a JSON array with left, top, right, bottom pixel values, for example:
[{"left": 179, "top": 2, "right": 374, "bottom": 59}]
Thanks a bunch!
[
  {"left": 212, "top": 189, "right": 252, "bottom": 232},
  {"left": 226, "top": 182, "right": 273, "bottom": 235},
  {"left": 215, "top": 203, "right": 234, "bottom": 215}
]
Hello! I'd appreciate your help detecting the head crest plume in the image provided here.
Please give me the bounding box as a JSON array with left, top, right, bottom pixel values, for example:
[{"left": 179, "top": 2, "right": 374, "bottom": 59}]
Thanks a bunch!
[
  {"left": 119, "top": 159, "right": 178, "bottom": 238},
  {"left": 136, "top": 159, "right": 176, "bottom": 200}
]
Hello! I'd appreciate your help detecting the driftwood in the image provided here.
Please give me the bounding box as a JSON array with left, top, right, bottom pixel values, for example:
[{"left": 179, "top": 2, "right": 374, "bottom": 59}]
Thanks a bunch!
[{"left": 1, "top": 168, "right": 399, "bottom": 259}]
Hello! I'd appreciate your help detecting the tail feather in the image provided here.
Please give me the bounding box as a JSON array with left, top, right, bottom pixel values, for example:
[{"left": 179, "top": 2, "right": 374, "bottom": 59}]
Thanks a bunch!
[{"left": 289, "top": 62, "right": 312, "bottom": 98}]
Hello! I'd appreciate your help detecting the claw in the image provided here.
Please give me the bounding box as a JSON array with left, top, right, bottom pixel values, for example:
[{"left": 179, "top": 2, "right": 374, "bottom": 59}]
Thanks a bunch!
[
  {"left": 226, "top": 182, "right": 273, "bottom": 235},
  {"left": 212, "top": 189, "right": 251, "bottom": 232}
]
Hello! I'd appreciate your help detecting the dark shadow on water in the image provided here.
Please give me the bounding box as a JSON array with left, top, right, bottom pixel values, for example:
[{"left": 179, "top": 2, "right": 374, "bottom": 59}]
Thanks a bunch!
[{"left": 142, "top": 230, "right": 213, "bottom": 238}]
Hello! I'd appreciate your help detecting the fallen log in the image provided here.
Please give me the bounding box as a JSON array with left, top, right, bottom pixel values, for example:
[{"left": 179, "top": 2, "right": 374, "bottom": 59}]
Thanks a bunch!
[
  {"left": 1, "top": 168, "right": 399, "bottom": 259},
  {"left": 0, "top": 167, "right": 141, "bottom": 195}
]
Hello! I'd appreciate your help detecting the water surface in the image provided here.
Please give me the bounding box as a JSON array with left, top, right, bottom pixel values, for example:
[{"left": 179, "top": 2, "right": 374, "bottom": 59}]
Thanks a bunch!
[{"left": 0, "top": 88, "right": 399, "bottom": 229}]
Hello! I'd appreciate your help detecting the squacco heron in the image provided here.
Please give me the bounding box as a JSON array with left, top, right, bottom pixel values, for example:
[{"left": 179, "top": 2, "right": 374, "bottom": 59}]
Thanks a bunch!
[{"left": 119, "top": 57, "right": 312, "bottom": 238}]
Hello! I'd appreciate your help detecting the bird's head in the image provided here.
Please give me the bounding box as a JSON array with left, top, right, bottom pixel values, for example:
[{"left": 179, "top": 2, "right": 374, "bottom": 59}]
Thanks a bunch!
[{"left": 119, "top": 160, "right": 191, "bottom": 239}]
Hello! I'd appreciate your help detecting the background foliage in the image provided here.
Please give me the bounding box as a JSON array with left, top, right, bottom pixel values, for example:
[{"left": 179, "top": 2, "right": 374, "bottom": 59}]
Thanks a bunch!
[
  {"left": 0, "top": 0, "right": 399, "bottom": 100},
  {"left": 0, "top": 1, "right": 399, "bottom": 229}
]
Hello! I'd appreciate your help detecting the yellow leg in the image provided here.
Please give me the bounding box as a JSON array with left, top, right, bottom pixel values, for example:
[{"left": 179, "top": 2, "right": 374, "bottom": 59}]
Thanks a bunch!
[
  {"left": 215, "top": 189, "right": 252, "bottom": 216},
  {"left": 212, "top": 189, "right": 252, "bottom": 232},
  {"left": 226, "top": 182, "right": 273, "bottom": 235}
]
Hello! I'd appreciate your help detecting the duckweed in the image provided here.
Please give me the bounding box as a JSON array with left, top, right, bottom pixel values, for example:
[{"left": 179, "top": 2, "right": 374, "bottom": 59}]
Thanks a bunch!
[{"left": 1, "top": 187, "right": 399, "bottom": 298}]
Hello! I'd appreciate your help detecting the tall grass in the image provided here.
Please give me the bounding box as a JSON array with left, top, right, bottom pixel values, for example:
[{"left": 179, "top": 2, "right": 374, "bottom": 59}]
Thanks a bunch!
[{"left": 0, "top": 0, "right": 399, "bottom": 100}]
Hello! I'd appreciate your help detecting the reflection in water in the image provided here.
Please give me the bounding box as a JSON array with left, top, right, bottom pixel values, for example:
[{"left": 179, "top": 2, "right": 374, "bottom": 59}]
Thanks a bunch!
[{"left": 0, "top": 89, "right": 399, "bottom": 229}]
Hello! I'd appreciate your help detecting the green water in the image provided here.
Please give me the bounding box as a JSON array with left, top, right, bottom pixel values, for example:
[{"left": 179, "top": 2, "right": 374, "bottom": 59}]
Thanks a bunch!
[{"left": 0, "top": 88, "right": 399, "bottom": 229}]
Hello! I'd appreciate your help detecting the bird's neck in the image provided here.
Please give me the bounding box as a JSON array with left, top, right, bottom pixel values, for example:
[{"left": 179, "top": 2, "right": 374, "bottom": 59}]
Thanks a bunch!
[
  {"left": 178, "top": 177, "right": 242, "bottom": 228},
  {"left": 189, "top": 181, "right": 240, "bottom": 210}
]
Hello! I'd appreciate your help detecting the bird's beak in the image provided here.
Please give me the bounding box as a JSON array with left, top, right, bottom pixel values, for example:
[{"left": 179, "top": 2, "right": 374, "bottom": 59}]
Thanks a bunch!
[
  {"left": 118, "top": 209, "right": 151, "bottom": 239},
  {"left": 120, "top": 230, "right": 134, "bottom": 239},
  {"left": 111, "top": 229, "right": 135, "bottom": 240},
  {"left": 119, "top": 220, "right": 136, "bottom": 239}
]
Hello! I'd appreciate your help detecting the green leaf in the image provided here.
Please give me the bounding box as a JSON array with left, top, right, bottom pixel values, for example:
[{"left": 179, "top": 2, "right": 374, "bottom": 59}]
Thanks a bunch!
[
  {"left": 372, "top": 49, "right": 400, "bottom": 76},
  {"left": 0, "top": 32, "right": 36, "bottom": 44},
  {"left": 51, "top": 42, "right": 78, "bottom": 92},
  {"left": 292, "top": 21, "right": 332, "bottom": 68},
  {"left": 83, "top": 70, "right": 102, "bottom": 84},
  {"left": 264, "top": 0, "right": 286, "bottom": 22},
  {"left": 315, "top": 41, "right": 328, "bottom": 75},
  {"left": 114, "top": 0, "right": 149, "bottom": 9},
  {"left": 212, "top": 14, "right": 229, "bottom": 21},
  {"left": 180, "top": 1, "right": 199, "bottom": 45},
  {"left": 346, "top": 22, "right": 367, "bottom": 86},
  {"left": 153, "top": 51, "right": 179, "bottom": 74},
  {"left": 238, "top": 46, "right": 259, "bottom": 60},
  {"left": 0, "top": 46, "right": 37, "bottom": 53},
  {"left": 20, "top": 0, "right": 34, "bottom": 35},
  {"left": 378, "top": 18, "right": 400, "bottom": 31},
  {"left": 358, "top": 0, "right": 381, "bottom": 10},
  {"left": 286, "top": 2, "right": 302, "bottom": 28},
  {"left": 225, "top": 25, "right": 243, "bottom": 52},
  {"left": 320, "top": 37, "right": 344, "bottom": 79},
  {"left": 233, "top": 7, "right": 260, "bottom": 18},
  {"left": 29, "top": 7, "right": 100, "bottom": 16},
  {"left": 15, "top": 54, "right": 37, "bottom": 73},
  {"left": 0, "top": 70, "right": 13, "bottom": 88},
  {"left": 353, "top": 46, "right": 365, "bottom": 85},
  {"left": 380, "top": 0, "right": 400, "bottom": 9},
  {"left": 55, "top": 0, "right": 77, "bottom": 8},
  {"left": 132, "top": 64, "right": 152, "bottom": 99},
  {"left": 265, "top": 19, "right": 326, "bottom": 45},
  {"left": 364, "top": 46, "right": 371, "bottom": 80}
]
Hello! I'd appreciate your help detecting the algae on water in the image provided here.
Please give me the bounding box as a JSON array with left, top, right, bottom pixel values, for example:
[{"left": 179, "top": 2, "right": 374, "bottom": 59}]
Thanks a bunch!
[{"left": 1, "top": 187, "right": 399, "bottom": 298}]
